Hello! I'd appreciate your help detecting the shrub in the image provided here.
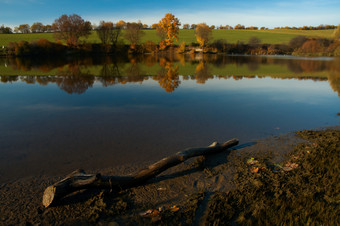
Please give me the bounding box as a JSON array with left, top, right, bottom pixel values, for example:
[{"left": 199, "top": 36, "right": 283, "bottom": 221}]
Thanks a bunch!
[
  {"left": 289, "top": 36, "right": 308, "bottom": 50},
  {"left": 6, "top": 39, "right": 67, "bottom": 56},
  {"left": 297, "top": 39, "right": 323, "bottom": 54},
  {"left": 334, "top": 45, "right": 340, "bottom": 56},
  {"left": 248, "top": 36, "right": 261, "bottom": 46},
  {"left": 177, "top": 42, "right": 186, "bottom": 53},
  {"left": 211, "top": 39, "right": 228, "bottom": 52},
  {"left": 143, "top": 40, "right": 158, "bottom": 53}
]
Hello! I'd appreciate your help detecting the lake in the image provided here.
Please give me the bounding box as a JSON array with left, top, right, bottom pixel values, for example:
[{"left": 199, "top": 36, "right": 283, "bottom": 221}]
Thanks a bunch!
[{"left": 0, "top": 55, "right": 339, "bottom": 183}]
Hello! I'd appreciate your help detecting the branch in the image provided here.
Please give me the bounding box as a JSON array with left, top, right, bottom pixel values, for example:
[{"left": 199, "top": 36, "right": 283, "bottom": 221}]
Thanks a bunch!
[{"left": 43, "top": 138, "right": 239, "bottom": 208}]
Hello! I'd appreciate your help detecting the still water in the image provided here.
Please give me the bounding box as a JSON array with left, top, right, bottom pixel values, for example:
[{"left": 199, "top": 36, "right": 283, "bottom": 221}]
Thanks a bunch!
[{"left": 0, "top": 55, "right": 339, "bottom": 182}]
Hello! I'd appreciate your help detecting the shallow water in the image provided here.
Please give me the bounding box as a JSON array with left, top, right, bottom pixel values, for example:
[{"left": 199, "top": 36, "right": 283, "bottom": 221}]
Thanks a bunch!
[{"left": 0, "top": 55, "right": 339, "bottom": 183}]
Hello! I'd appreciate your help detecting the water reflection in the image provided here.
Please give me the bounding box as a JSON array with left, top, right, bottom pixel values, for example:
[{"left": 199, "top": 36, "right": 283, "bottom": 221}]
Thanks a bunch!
[
  {"left": 0, "top": 55, "right": 339, "bottom": 95},
  {"left": 154, "top": 57, "right": 180, "bottom": 92},
  {"left": 0, "top": 55, "right": 339, "bottom": 183}
]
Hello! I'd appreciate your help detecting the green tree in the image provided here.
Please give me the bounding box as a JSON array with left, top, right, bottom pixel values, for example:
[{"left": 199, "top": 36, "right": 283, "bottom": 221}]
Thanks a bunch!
[
  {"left": 0, "top": 25, "right": 12, "bottom": 34},
  {"left": 52, "top": 14, "right": 92, "bottom": 46}
]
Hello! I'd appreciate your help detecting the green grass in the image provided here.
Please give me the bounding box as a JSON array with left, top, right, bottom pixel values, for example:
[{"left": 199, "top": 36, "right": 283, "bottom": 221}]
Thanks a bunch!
[{"left": 0, "top": 29, "right": 335, "bottom": 47}]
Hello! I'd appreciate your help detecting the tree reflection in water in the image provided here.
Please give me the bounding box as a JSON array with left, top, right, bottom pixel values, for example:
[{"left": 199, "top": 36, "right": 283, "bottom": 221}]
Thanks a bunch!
[
  {"left": 154, "top": 57, "right": 180, "bottom": 92},
  {"left": 0, "top": 55, "right": 339, "bottom": 95},
  {"left": 56, "top": 63, "right": 95, "bottom": 94},
  {"left": 328, "top": 58, "right": 340, "bottom": 97}
]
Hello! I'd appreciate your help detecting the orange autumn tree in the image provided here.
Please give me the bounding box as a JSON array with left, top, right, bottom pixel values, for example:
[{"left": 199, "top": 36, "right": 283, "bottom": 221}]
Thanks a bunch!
[
  {"left": 195, "top": 23, "right": 212, "bottom": 48},
  {"left": 157, "top": 13, "right": 181, "bottom": 49}
]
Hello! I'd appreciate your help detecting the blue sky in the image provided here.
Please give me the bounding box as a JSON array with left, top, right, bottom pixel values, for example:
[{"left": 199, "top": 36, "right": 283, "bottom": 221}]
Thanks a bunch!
[{"left": 1, "top": 0, "right": 339, "bottom": 28}]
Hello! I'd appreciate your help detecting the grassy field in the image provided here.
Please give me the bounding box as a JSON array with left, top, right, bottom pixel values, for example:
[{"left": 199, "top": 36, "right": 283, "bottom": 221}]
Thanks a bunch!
[{"left": 0, "top": 29, "right": 335, "bottom": 47}]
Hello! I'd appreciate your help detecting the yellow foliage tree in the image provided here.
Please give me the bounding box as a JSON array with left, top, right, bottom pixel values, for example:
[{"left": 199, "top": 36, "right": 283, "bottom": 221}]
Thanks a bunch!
[
  {"left": 157, "top": 13, "right": 181, "bottom": 47},
  {"left": 195, "top": 23, "right": 212, "bottom": 48}
]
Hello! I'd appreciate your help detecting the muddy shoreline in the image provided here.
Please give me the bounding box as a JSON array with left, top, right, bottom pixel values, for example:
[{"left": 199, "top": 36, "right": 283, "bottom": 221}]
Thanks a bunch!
[{"left": 1, "top": 126, "right": 339, "bottom": 225}]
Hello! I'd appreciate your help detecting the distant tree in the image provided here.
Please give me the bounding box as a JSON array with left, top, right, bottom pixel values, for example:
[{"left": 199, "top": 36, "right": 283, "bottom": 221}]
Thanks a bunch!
[
  {"left": 137, "top": 20, "right": 143, "bottom": 29},
  {"left": 44, "top": 25, "right": 53, "bottom": 32},
  {"left": 333, "top": 24, "right": 340, "bottom": 40},
  {"left": 234, "top": 24, "right": 245, "bottom": 29},
  {"left": 190, "top": 24, "right": 197, "bottom": 29},
  {"left": 0, "top": 25, "right": 13, "bottom": 34},
  {"left": 30, "top": 22, "right": 44, "bottom": 33},
  {"left": 116, "top": 20, "right": 126, "bottom": 29},
  {"left": 195, "top": 23, "right": 212, "bottom": 48},
  {"left": 151, "top": 23, "right": 158, "bottom": 29},
  {"left": 18, "top": 24, "right": 30, "bottom": 33},
  {"left": 183, "top": 24, "right": 190, "bottom": 29},
  {"left": 52, "top": 14, "right": 92, "bottom": 46},
  {"left": 260, "top": 27, "right": 266, "bottom": 30},
  {"left": 246, "top": 26, "right": 258, "bottom": 30},
  {"left": 157, "top": 13, "right": 181, "bottom": 47},
  {"left": 210, "top": 25, "right": 215, "bottom": 30},
  {"left": 143, "top": 24, "right": 149, "bottom": 29},
  {"left": 125, "top": 22, "right": 144, "bottom": 46},
  {"left": 248, "top": 36, "right": 261, "bottom": 46}
]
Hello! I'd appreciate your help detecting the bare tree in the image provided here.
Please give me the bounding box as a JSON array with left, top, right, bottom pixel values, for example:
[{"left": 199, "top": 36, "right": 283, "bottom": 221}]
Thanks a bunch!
[
  {"left": 52, "top": 14, "right": 92, "bottom": 46},
  {"left": 125, "top": 22, "right": 144, "bottom": 46},
  {"left": 96, "top": 21, "right": 113, "bottom": 45}
]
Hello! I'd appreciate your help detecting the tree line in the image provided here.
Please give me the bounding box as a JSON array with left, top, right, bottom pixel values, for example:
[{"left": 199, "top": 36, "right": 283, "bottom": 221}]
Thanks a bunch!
[
  {"left": 1, "top": 18, "right": 337, "bottom": 35},
  {"left": 3, "top": 13, "right": 340, "bottom": 57}
]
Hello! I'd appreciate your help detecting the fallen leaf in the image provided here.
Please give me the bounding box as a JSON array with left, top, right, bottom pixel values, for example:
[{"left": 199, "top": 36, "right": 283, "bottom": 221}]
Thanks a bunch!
[
  {"left": 151, "top": 215, "right": 162, "bottom": 222},
  {"left": 250, "top": 167, "right": 259, "bottom": 173},
  {"left": 158, "top": 206, "right": 165, "bottom": 212},
  {"left": 283, "top": 167, "right": 293, "bottom": 172},
  {"left": 247, "top": 158, "right": 259, "bottom": 165},
  {"left": 170, "top": 205, "right": 180, "bottom": 212},
  {"left": 139, "top": 209, "right": 160, "bottom": 217},
  {"left": 285, "top": 162, "right": 298, "bottom": 169},
  {"left": 157, "top": 187, "right": 166, "bottom": 191}
]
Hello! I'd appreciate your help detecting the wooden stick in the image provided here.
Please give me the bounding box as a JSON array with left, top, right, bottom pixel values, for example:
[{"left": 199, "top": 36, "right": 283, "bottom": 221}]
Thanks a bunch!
[{"left": 43, "top": 138, "right": 239, "bottom": 208}]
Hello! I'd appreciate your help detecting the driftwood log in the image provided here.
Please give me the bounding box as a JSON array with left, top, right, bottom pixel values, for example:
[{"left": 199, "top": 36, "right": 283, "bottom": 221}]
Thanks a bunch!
[{"left": 43, "top": 138, "right": 239, "bottom": 208}]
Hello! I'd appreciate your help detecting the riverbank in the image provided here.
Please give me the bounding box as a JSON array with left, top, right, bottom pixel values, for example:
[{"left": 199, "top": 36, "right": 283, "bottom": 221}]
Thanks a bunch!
[
  {"left": 3, "top": 34, "right": 340, "bottom": 57},
  {"left": 1, "top": 126, "right": 338, "bottom": 224}
]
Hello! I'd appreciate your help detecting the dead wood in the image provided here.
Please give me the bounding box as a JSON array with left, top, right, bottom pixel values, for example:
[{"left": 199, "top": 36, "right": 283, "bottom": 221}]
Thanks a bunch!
[{"left": 43, "top": 138, "right": 239, "bottom": 208}]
